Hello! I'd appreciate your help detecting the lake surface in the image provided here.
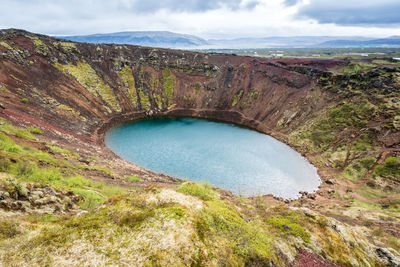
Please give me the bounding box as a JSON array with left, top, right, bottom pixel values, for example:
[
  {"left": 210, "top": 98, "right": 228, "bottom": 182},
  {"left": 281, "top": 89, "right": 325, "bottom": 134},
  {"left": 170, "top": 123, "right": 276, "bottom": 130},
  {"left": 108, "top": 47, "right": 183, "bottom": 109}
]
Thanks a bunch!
[{"left": 105, "top": 117, "right": 321, "bottom": 198}]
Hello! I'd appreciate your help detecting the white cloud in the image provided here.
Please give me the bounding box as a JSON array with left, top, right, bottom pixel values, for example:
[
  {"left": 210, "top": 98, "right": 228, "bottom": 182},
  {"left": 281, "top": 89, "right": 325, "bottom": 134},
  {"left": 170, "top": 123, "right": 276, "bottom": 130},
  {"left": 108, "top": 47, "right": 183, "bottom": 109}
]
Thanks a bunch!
[{"left": 0, "top": 0, "right": 399, "bottom": 38}]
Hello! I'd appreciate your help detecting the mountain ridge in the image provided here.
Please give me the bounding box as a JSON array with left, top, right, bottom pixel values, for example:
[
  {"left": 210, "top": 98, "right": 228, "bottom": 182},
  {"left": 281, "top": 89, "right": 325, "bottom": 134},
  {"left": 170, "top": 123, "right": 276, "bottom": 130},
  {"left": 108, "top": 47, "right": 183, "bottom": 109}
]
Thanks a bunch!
[{"left": 59, "top": 30, "right": 400, "bottom": 48}]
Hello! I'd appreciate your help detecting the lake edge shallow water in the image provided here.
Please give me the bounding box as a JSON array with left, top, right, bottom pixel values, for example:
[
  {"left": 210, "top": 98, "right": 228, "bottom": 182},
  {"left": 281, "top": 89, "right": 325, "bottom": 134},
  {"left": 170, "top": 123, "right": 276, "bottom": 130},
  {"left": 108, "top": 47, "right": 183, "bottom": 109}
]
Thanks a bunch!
[{"left": 105, "top": 117, "right": 321, "bottom": 199}]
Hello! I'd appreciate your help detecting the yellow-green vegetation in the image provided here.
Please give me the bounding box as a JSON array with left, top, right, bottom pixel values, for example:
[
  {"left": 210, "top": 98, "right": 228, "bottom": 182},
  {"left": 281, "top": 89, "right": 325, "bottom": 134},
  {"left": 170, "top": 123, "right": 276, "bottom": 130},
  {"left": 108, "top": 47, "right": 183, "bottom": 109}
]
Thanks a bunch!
[
  {"left": 118, "top": 66, "right": 138, "bottom": 107},
  {"left": 20, "top": 97, "right": 28, "bottom": 104},
  {"left": 58, "top": 103, "right": 87, "bottom": 122},
  {"left": 0, "top": 84, "right": 10, "bottom": 93},
  {"left": 124, "top": 175, "right": 141, "bottom": 182},
  {"left": 194, "top": 83, "right": 201, "bottom": 94},
  {"left": 0, "top": 182, "right": 385, "bottom": 266},
  {"left": 52, "top": 41, "right": 79, "bottom": 53},
  {"left": 28, "top": 126, "right": 42, "bottom": 135},
  {"left": 28, "top": 36, "right": 50, "bottom": 55},
  {"left": 232, "top": 89, "right": 244, "bottom": 107},
  {"left": 0, "top": 41, "right": 12, "bottom": 50},
  {"left": 0, "top": 119, "right": 127, "bottom": 209},
  {"left": 374, "top": 156, "right": 400, "bottom": 178},
  {"left": 54, "top": 61, "right": 121, "bottom": 112},
  {"left": 305, "top": 101, "right": 376, "bottom": 150},
  {"left": 0, "top": 119, "right": 36, "bottom": 140},
  {"left": 137, "top": 64, "right": 151, "bottom": 110},
  {"left": 338, "top": 61, "right": 376, "bottom": 75},
  {"left": 240, "top": 89, "right": 259, "bottom": 109},
  {"left": 162, "top": 68, "right": 175, "bottom": 107},
  {"left": 47, "top": 144, "right": 80, "bottom": 159},
  {"left": 178, "top": 182, "right": 219, "bottom": 201}
]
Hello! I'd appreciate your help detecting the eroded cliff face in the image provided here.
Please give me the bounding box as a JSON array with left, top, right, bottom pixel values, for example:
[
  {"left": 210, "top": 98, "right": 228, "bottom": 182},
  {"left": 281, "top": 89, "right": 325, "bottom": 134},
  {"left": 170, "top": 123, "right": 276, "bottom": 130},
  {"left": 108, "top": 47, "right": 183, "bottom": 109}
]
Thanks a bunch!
[
  {"left": 0, "top": 29, "right": 340, "bottom": 139},
  {"left": 0, "top": 29, "right": 400, "bottom": 266}
]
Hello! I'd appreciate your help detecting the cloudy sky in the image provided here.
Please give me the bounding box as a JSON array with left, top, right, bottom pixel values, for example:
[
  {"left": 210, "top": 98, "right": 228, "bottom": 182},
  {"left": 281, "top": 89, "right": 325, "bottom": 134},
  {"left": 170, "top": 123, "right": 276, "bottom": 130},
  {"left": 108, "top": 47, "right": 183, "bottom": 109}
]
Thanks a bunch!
[{"left": 1, "top": 0, "right": 400, "bottom": 38}]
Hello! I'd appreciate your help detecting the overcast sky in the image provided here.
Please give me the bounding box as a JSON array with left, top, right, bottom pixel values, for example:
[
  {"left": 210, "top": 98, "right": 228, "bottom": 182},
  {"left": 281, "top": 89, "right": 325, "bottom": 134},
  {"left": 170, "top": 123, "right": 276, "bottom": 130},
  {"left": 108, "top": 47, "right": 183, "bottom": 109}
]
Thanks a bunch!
[{"left": 1, "top": 0, "right": 400, "bottom": 38}]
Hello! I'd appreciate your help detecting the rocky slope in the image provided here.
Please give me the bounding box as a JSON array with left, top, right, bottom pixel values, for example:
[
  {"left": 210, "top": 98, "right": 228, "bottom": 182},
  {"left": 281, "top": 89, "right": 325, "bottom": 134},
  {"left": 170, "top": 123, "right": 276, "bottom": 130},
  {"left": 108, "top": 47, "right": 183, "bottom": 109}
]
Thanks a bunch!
[{"left": 0, "top": 29, "right": 399, "bottom": 266}]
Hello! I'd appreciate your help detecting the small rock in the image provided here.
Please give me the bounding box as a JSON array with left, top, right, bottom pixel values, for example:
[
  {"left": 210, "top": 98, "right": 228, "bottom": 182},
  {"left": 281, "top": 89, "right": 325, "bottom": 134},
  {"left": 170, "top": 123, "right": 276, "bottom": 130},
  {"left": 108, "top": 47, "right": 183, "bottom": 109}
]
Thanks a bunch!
[
  {"left": 304, "top": 212, "right": 316, "bottom": 219},
  {"left": 0, "top": 191, "right": 10, "bottom": 200},
  {"left": 282, "top": 224, "right": 292, "bottom": 231},
  {"left": 0, "top": 103, "right": 5, "bottom": 109},
  {"left": 0, "top": 200, "right": 10, "bottom": 210},
  {"left": 307, "top": 194, "right": 316, "bottom": 200},
  {"left": 31, "top": 190, "right": 44, "bottom": 198},
  {"left": 42, "top": 187, "right": 56, "bottom": 196},
  {"left": 376, "top": 247, "right": 400, "bottom": 266},
  {"left": 17, "top": 184, "right": 29, "bottom": 198},
  {"left": 76, "top": 210, "right": 88, "bottom": 217},
  {"left": 328, "top": 189, "right": 335, "bottom": 194},
  {"left": 325, "top": 179, "right": 334, "bottom": 185}
]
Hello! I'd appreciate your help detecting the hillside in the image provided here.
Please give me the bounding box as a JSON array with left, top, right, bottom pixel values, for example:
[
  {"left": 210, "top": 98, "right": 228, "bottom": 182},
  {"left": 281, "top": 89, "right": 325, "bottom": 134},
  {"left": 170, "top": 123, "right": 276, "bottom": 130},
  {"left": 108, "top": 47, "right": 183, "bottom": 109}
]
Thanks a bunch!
[{"left": 0, "top": 29, "right": 399, "bottom": 266}]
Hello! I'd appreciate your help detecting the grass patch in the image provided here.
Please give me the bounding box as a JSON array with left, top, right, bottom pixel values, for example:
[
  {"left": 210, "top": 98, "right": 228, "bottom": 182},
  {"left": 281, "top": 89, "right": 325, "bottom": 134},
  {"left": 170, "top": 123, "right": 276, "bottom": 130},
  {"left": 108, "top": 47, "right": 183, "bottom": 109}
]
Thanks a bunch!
[
  {"left": 265, "top": 207, "right": 311, "bottom": 243},
  {"left": 0, "top": 119, "right": 35, "bottom": 140},
  {"left": 374, "top": 156, "right": 400, "bottom": 178},
  {"left": 28, "top": 126, "right": 43, "bottom": 134},
  {"left": 197, "top": 199, "right": 273, "bottom": 263},
  {"left": 48, "top": 144, "right": 80, "bottom": 159},
  {"left": 178, "top": 182, "right": 219, "bottom": 201},
  {"left": 124, "top": 175, "right": 141, "bottom": 182}
]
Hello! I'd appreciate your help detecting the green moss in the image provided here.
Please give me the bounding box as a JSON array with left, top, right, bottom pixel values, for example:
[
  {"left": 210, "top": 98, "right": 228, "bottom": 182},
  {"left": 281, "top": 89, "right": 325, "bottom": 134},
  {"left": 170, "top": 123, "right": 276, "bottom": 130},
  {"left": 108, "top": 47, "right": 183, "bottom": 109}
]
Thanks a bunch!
[
  {"left": 374, "top": 157, "right": 400, "bottom": 177},
  {"left": 47, "top": 144, "right": 80, "bottom": 159},
  {"left": 28, "top": 126, "right": 42, "bottom": 135},
  {"left": 240, "top": 89, "right": 259, "bottom": 109},
  {"left": 359, "top": 157, "right": 376, "bottom": 170},
  {"left": 28, "top": 36, "right": 50, "bottom": 55},
  {"left": 87, "top": 165, "right": 114, "bottom": 176},
  {"left": 124, "top": 175, "right": 141, "bottom": 182},
  {"left": 194, "top": 84, "right": 201, "bottom": 94},
  {"left": 0, "top": 41, "right": 12, "bottom": 50},
  {"left": 118, "top": 66, "right": 138, "bottom": 107},
  {"left": 162, "top": 68, "right": 175, "bottom": 107},
  {"left": 0, "top": 120, "right": 36, "bottom": 141},
  {"left": 137, "top": 64, "right": 150, "bottom": 110},
  {"left": 0, "top": 84, "right": 11, "bottom": 93},
  {"left": 178, "top": 182, "right": 219, "bottom": 201},
  {"left": 198, "top": 199, "right": 274, "bottom": 262},
  {"left": 232, "top": 90, "right": 244, "bottom": 107},
  {"left": 305, "top": 101, "right": 376, "bottom": 149},
  {"left": 20, "top": 98, "right": 28, "bottom": 104},
  {"left": 266, "top": 215, "right": 311, "bottom": 243},
  {"left": 0, "top": 119, "right": 127, "bottom": 211},
  {"left": 54, "top": 61, "right": 121, "bottom": 112},
  {"left": 52, "top": 41, "right": 79, "bottom": 53},
  {"left": 58, "top": 104, "right": 86, "bottom": 121},
  {"left": 0, "top": 218, "right": 22, "bottom": 240}
]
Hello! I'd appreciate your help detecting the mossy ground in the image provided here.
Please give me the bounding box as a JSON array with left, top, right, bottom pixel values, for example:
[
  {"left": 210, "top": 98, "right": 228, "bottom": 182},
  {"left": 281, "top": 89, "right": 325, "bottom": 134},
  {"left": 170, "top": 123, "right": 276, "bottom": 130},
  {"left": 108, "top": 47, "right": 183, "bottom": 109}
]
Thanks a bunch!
[{"left": 54, "top": 61, "right": 121, "bottom": 112}]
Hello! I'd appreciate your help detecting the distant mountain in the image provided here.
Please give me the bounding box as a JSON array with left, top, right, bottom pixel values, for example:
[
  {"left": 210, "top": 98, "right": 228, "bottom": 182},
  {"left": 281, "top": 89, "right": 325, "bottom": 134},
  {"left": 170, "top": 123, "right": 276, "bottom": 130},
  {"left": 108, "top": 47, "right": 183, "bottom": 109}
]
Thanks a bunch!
[
  {"left": 59, "top": 31, "right": 400, "bottom": 49},
  {"left": 60, "top": 31, "right": 209, "bottom": 49},
  {"left": 207, "top": 36, "right": 372, "bottom": 48},
  {"left": 318, "top": 36, "right": 400, "bottom": 47}
]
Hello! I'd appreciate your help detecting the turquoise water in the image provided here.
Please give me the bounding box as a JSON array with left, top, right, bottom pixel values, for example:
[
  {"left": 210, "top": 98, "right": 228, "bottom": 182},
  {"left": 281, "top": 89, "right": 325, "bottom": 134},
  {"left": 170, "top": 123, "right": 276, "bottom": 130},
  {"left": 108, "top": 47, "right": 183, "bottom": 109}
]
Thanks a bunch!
[{"left": 105, "top": 117, "right": 321, "bottom": 198}]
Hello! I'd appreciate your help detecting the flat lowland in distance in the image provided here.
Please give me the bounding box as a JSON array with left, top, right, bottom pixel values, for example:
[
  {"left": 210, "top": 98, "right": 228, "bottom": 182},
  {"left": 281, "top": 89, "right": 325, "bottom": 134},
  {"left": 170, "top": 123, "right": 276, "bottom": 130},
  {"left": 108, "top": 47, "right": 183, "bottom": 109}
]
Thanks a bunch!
[{"left": 0, "top": 29, "right": 399, "bottom": 266}]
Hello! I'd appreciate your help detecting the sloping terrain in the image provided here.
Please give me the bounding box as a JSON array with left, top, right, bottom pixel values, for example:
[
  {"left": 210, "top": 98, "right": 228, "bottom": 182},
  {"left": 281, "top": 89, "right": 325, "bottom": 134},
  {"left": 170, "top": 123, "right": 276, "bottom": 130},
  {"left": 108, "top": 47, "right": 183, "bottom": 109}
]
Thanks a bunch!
[{"left": 0, "top": 29, "right": 399, "bottom": 266}]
